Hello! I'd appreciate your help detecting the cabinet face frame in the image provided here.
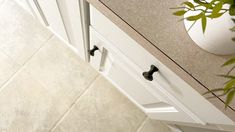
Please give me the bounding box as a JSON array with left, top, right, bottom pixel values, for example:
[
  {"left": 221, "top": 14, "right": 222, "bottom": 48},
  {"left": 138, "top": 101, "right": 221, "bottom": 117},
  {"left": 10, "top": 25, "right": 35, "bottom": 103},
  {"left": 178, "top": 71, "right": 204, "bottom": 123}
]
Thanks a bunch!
[{"left": 78, "top": 0, "right": 90, "bottom": 61}]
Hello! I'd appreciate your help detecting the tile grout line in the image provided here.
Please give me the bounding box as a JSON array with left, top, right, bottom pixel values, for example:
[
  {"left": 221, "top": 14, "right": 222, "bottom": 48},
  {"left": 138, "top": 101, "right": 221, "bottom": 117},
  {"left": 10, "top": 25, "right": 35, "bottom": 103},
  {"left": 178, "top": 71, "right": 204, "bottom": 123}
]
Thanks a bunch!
[
  {"left": 0, "top": 34, "right": 54, "bottom": 92},
  {"left": 49, "top": 74, "right": 101, "bottom": 132},
  {"left": 135, "top": 116, "right": 148, "bottom": 132}
]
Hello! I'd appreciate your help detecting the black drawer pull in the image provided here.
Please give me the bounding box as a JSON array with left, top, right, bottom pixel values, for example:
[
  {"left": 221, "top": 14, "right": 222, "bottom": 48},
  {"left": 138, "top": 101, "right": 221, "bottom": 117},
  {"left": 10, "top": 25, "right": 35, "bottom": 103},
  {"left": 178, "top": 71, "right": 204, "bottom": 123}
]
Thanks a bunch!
[
  {"left": 89, "top": 45, "right": 99, "bottom": 56},
  {"left": 142, "top": 65, "right": 159, "bottom": 81}
]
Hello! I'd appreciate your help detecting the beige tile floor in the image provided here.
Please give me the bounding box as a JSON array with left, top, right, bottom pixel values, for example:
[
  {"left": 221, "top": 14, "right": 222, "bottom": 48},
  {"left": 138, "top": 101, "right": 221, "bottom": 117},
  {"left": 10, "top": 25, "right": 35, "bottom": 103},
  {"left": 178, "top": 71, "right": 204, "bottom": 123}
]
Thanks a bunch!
[{"left": 0, "top": 1, "right": 171, "bottom": 132}]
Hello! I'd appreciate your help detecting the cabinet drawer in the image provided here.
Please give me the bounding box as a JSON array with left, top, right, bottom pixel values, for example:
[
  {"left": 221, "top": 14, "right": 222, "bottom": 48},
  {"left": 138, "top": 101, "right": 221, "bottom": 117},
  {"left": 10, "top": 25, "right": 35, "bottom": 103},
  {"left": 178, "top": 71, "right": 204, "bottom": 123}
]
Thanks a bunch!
[
  {"left": 89, "top": 5, "right": 234, "bottom": 125},
  {"left": 90, "top": 27, "right": 161, "bottom": 106},
  {"left": 90, "top": 27, "right": 200, "bottom": 124}
]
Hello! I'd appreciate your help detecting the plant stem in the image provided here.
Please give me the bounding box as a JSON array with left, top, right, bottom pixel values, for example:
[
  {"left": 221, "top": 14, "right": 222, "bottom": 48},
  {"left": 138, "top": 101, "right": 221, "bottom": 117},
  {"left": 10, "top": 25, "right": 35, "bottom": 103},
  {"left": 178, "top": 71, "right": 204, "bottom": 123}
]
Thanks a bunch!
[
  {"left": 226, "top": 66, "right": 235, "bottom": 76},
  {"left": 187, "top": 20, "right": 197, "bottom": 32}
]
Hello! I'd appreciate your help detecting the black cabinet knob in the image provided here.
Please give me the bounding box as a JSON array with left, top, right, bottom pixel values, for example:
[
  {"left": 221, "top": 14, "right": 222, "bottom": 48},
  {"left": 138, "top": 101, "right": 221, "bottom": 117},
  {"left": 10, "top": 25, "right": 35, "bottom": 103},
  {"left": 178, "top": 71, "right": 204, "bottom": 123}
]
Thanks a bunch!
[
  {"left": 142, "top": 65, "right": 159, "bottom": 81},
  {"left": 89, "top": 45, "right": 99, "bottom": 56}
]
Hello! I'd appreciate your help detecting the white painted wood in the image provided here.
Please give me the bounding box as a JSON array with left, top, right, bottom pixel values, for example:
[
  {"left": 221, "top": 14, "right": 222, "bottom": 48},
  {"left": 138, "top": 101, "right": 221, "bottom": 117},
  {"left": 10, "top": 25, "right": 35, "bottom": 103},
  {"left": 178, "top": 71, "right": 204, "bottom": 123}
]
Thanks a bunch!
[
  {"left": 56, "top": 0, "right": 87, "bottom": 60},
  {"left": 89, "top": 37, "right": 103, "bottom": 71},
  {"left": 90, "top": 27, "right": 200, "bottom": 124},
  {"left": 37, "top": 0, "right": 68, "bottom": 41},
  {"left": 166, "top": 125, "right": 183, "bottom": 132},
  {"left": 26, "top": 0, "right": 48, "bottom": 26},
  {"left": 89, "top": 5, "right": 234, "bottom": 125},
  {"left": 90, "top": 27, "right": 161, "bottom": 106},
  {"left": 27, "top": 0, "right": 88, "bottom": 60},
  {"left": 78, "top": 0, "right": 90, "bottom": 61}
]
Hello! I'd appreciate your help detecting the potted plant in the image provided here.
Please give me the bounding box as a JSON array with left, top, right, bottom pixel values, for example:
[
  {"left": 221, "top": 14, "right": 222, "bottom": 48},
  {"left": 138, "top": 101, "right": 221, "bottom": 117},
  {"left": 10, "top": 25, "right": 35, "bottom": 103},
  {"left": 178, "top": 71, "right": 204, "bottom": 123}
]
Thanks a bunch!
[
  {"left": 172, "top": 0, "right": 235, "bottom": 108},
  {"left": 172, "top": 0, "right": 235, "bottom": 55}
]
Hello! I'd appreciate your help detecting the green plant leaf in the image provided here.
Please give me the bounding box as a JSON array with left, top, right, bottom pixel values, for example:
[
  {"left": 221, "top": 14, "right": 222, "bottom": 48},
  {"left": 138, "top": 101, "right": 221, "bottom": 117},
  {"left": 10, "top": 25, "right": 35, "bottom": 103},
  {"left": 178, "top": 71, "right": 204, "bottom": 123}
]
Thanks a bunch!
[
  {"left": 232, "top": 37, "right": 235, "bottom": 41},
  {"left": 207, "top": 1, "right": 224, "bottom": 19},
  {"left": 182, "top": 2, "right": 195, "bottom": 9},
  {"left": 186, "top": 13, "right": 203, "bottom": 21},
  {"left": 210, "top": 0, "right": 220, "bottom": 5},
  {"left": 225, "top": 90, "right": 235, "bottom": 109},
  {"left": 201, "top": 13, "right": 207, "bottom": 33},
  {"left": 222, "top": 0, "right": 234, "bottom": 4},
  {"left": 218, "top": 75, "right": 235, "bottom": 79},
  {"left": 222, "top": 58, "right": 235, "bottom": 67},
  {"left": 230, "top": 26, "right": 235, "bottom": 31},
  {"left": 209, "top": 0, "right": 221, "bottom": 8},
  {"left": 173, "top": 10, "right": 187, "bottom": 16},
  {"left": 211, "top": 2, "right": 223, "bottom": 16},
  {"left": 193, "top": 0, "right": 213, "bottom": 9},
  {"left": 229, "top": 4, "right": 235, "bottom": 16},
  {"left": 208, "top": 12, "right": 224, "bottom": 18},
  {"left": 232, "top": 18, "right": 235, "bottom": 24},
  {"left": 224, "top": 79, "right": 235, "bottom": 93}
]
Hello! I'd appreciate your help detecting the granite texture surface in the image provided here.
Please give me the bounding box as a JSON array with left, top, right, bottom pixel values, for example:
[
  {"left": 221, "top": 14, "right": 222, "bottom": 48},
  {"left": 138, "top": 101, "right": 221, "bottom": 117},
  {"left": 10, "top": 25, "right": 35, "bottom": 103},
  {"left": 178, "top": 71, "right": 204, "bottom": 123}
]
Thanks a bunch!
[
  {"left": 99, "top": 0, "right": 234, "bottom": 106},
  {"left": 87, "top": 0, "right": 235, "bottom": 122}
]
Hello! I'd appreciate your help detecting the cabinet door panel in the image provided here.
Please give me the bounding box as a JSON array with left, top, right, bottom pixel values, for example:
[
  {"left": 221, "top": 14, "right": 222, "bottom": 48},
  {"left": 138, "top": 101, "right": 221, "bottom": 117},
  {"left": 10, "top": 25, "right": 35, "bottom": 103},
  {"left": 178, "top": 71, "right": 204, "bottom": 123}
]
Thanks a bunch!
[
  {"left": 26, "top": 0, "right": 88, "bottom": 60},
  {"left": 26, "top": 0, "right": 48, "bottom": 26},
  {"left": 37, "top": 0, "right": 68, "bottom": 41},
  {"left": 56, "top": 0, "right": 87, "bottom": 60}
]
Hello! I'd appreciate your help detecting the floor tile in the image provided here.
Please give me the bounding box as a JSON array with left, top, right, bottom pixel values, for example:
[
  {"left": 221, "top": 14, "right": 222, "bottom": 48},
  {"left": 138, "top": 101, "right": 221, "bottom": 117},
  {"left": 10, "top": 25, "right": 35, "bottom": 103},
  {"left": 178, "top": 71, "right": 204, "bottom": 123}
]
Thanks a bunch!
[
  {"left": 0, "top": 36, "right": 98, "bottom": 132},
  {"left": 24, "top": 36, "right": 98, "bottom": 108},
  {"left": 0, "top": 0, "right": 52, "bottom": 66},
  {"left": 53, "top": 76, "right": 146, "bottom": 132},
  {"left": 0, "top": 51, "right": 20, "bottom": 88},
  {"left": 0, "top": 71, "right": 68, "bottom": 132},
  {"left": 137, "top": 118, "right": 170, "bottom": 132}
]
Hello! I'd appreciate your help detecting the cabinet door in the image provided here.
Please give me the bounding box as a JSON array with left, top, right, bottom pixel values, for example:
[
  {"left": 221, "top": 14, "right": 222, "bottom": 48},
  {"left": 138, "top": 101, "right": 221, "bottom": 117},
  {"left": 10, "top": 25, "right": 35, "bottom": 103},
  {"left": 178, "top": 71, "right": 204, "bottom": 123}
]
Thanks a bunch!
[
  {"left": 25, "top": 0, "right": 48, "bottom": 26},
  {"left": 26, "top": 0, "right": 68, "bottom": 41},
  {"left": 36, "top": 0, "right": 68, "bottom": 41},
  {"left": 26, "top": 0, "right": 88, "bottom": 61},
  {"left": 56, "top": 0, "right": 88, "bottom": 60}
]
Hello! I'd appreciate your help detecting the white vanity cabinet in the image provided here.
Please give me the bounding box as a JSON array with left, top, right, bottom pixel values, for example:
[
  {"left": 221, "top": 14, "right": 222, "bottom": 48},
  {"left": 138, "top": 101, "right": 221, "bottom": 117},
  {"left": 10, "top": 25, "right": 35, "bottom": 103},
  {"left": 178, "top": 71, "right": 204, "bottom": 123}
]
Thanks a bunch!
[
  {"left": 19, "top": 0, "right": 235, "bottom": 129},
  {"left": 88, "top": 5, "right": 235, "bottom": 127}
]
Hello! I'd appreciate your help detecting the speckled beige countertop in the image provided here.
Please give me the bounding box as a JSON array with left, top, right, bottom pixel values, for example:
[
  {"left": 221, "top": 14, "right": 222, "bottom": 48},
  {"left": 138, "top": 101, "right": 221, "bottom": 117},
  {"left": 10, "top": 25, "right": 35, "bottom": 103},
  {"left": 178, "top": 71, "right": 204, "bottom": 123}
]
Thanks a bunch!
[{"left": 87, "top": 0, "right": 235, "bottom": 121}]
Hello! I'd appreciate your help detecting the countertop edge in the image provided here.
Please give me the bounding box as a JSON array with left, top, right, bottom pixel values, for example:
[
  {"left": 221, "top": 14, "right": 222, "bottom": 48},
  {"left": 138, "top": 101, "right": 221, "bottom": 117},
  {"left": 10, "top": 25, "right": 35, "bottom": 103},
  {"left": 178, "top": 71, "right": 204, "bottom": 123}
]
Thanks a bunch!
[{"left": 86, "top": 0, "right": 235, "bottom": 123}]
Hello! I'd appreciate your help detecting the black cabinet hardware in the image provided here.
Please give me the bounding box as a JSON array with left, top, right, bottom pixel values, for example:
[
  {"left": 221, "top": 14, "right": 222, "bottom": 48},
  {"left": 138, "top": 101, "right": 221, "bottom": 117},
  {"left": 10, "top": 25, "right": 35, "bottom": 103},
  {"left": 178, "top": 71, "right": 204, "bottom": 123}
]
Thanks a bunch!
[
  {"left": 142, "top": 65, "right": 159, "bottom": 81},
  {"left": 89, "top": 45, "right": 99, "bottom": 56}
]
